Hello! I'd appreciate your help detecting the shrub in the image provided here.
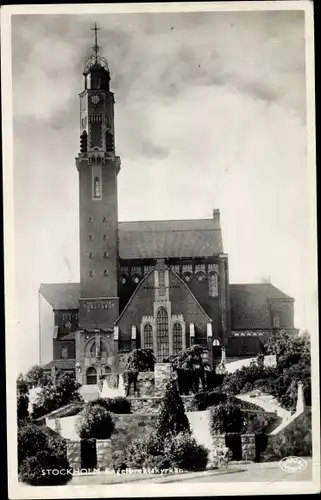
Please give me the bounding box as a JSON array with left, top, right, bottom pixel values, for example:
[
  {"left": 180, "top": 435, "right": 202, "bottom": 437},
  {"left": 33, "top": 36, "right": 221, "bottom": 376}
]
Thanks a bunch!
[
  {"left": 17, "top": 394, "right": 29, "bottom": 424},
  {"left": 171, "top": 432, "right": 208, "bottom": 471},
  {"left": 124, "top": 431, "right": 208, "bottom": 472},
  {"left": 112, "top": 450, "right": 128, "bottom": 473},
  {"left": 19, "top": 449, "right": 71, "bottom": 486},
  {"left": 32, "top": 373, "right": 82, "bottom": 419},
  {"left": 192, "top": 391, "right": 228, "bottom": 411},
  {"left": 155, "top": 381, "right": 190, "bottom": 440},
  {"left": 18, "top": 423, "right": 71, "bottom": 485},
  {"left": 88, "top": 397, "right": 131, "bottom": 414},
  {"left": 210, "top": 401, "right": 244, "bottom": 436},
  {"left": 18, "top": 423, "right": 49, "bottom": 467},
  {"left": 76, "top": 404, "right": 114, "bottom": 439},
  {"left": 242, "top": 411, "right": 276, "bottom": 434}
]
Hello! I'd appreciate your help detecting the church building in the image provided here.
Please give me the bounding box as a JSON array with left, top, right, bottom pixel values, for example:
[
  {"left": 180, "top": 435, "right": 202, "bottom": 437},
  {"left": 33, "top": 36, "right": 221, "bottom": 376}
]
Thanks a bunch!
[{"left": 39, "top": 27, "right": 297, "bottom": 385}]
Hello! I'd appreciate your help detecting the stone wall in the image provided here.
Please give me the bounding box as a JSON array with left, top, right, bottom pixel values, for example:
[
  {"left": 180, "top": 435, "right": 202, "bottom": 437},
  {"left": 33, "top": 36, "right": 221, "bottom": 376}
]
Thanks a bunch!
[
  {"left": 128, "top": 395, "right": 195, "bottom": 414},
  {"left": 111, "top": 414, "right": 158, "bottom": 452},
  {"left": 66, "top": 440, "right": 81, "bottom": 469},
  {"left": 241, "top": 434, "right": 256, "bottom": 461},
  {"left": 154, "top": 363, "right": 172, "bottom": 394},
  {"left": 96, "top": 439, "right": 112, "bottom": 469}
]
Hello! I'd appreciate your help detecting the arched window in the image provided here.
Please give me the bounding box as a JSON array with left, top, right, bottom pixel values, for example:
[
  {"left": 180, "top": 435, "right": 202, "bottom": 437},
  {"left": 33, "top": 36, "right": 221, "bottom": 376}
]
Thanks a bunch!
[
  {"left": 86, "top": 367, "right": 97, "bottom": 385},
  {"left": 173, "top": 323, "right": 183, "bottom": 355},
  {"left": 156, "top": 307, "right": 169, "bottom": 361},
  {"left": 93, "top": 176, "right": 101, "bottom": 198},
  {"left": 209, "top": 273, "right": 218, "bottom": 297},
  {"left": 144, "top": 324, "right": 153, "bottom": 350}
]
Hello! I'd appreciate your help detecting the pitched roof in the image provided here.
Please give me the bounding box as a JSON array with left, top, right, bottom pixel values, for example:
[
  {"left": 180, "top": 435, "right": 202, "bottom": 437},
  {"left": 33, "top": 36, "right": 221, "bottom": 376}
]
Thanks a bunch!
[
  {"left": 118, "top": 218, "right": 223, "bottom": 259},
  {"left": 39, "top": 283, "right": 80, "bottom": 310},
  {"left": 42, "top": 359, "right": 76, "bottom": 371},
  {"left": 229, "top": 284, "right": 293, "bottom": 330}
]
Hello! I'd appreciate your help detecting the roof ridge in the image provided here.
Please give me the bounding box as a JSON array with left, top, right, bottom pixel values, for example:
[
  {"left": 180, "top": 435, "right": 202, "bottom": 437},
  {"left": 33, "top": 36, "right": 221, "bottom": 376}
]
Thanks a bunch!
[{"left": 119, "top": 218, "right": 215, "bottom": 223}]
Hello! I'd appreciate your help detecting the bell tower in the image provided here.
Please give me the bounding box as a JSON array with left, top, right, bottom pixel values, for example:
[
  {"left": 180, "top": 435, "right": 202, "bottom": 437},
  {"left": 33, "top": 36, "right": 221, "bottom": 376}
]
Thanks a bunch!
[{"left": 76, "top": 24, "right": 120, "bottom": 331}]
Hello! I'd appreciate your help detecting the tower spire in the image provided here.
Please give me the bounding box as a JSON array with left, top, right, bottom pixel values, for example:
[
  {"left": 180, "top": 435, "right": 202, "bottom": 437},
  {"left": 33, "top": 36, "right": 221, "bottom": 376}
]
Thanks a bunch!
[{"left": 91, "top": 23, "right": 100, "bottom": 63}]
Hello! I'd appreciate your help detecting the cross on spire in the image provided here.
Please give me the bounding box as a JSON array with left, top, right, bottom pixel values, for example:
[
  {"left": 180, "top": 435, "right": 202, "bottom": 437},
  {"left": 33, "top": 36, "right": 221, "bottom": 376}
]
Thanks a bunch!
[{"left": 91, "top": 23, "right": 100, "bottom": 62}]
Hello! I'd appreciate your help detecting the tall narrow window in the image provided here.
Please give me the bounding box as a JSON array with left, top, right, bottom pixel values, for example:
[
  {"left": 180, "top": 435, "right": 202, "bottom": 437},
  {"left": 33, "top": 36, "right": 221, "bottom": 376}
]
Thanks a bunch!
[
  {"left": 209, "top": 273, "right": 218, "bottom": 297},
  {"left": 273, "top": 316, "right": 280, "bottom": 328},
  {"left": 156, "top": 307, "right": 169, "bottom": 361},
  {"left": 173, "top": 323, "right": 183, "bottom": 355},
  {"left": 144, "top": 324, "right": 153, "bottom": 350},
  {"left": 94, "top": 176, "right": 101, "bottom": 198},
  {"left": 61, "top": 347, "right": 68, "bottom": 359}
]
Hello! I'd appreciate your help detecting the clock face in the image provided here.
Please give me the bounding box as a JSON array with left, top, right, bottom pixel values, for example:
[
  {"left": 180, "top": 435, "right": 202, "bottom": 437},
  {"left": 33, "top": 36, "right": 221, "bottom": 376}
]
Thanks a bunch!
[{"left": 91, "top": 94, "right": 101, "bottom": 107}]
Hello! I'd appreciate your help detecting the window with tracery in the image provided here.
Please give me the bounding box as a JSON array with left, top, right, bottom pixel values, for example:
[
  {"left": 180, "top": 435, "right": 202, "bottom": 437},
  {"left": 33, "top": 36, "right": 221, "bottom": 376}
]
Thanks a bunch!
[
  {"left": 209, "top": 272, "right": 218, "bottom": 297},
  {"left": 173, "top": 323, "right": 183, "bottom": 355},
  {"left": 144, "top": 324, "right": 153, "bottom": 350},
  {"left": 156, "top": 307, "right": 169, "bottom": 361},
  {"left": 93, "top": 176, "right": 101, "bottom": 198}
]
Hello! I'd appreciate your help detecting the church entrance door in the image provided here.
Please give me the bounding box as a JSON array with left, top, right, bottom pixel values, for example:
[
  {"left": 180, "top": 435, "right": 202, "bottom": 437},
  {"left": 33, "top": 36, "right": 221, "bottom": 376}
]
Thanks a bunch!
[{"left": 86, "top": 366, "right": 97, "bottom": 385}]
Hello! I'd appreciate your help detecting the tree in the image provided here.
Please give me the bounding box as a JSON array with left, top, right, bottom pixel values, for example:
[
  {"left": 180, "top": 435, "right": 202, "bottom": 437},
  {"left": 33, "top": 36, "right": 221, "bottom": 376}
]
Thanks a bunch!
[
  {"left": 25, "top": 365, "right": 44, "bottom": 388},
  {"left": 32, "top": 372, "right": 82, "bottom": 419},
  {"left": 155, "top": 380, "right": 190, "bottom": 440},
  {"left": 76, "top": 404, "right": 115, "bottom": 439},
  {"left": 124, "top": 348, "right": 157, "bottom": 395},
  {"left": 17, "top": 374, "right": 29, "bottom": 425},
  {"left": 16, "top": 373, "right": 29, "bottom": 395},
  {"left": 167, "top": 345, "right": 208, "bottom": 394}
]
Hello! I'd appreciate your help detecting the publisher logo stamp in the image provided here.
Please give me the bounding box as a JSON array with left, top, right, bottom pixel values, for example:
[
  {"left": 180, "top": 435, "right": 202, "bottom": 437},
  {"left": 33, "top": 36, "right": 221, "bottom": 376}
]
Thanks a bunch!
[{"left": 279, "top": 456, "right": 307, "bottom": 473}]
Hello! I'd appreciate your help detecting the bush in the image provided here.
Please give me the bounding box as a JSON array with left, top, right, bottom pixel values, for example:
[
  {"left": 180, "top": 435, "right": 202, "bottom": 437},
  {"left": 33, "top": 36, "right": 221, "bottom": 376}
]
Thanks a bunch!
[
  {"left": 242, "top": 411, "right": 276, "bottom": 434},
  {"left": 76, "top": 404, "right": 115, "bottom": 439},
  {"left": 32, "top": 373, "right": 82, "bottom": 419},
  {"left": 192, "top": 391, "right": 228, "bottom": 411},
  {"left": 19, "top": 449, "right": 71, "bottom": 486},
  {"left": 112, "top": 450, "right": 128, "bottom": 473},
  {"left": 155, "top": 381, "right": 190, "bottom": 440},
  {"left": 17, "top": 394, "right": 29, "bottom": 424},
  {"left": 170, "top": 432, "right": 208, "bottom": 471},
  {"left": 210, "top": 401, "right": 244, "bottom": 436},
  {"left": 18, "top": 423, "right": 49, "bottom": 467},
  {"left": 124, "top": 431, "right": 208, "bottom": 472},
  {"left": 88, "top": 396, "right": 131, "bottom": 414},
  {"left": 18, "top": 423, "right": 71, "bottom": 485}
]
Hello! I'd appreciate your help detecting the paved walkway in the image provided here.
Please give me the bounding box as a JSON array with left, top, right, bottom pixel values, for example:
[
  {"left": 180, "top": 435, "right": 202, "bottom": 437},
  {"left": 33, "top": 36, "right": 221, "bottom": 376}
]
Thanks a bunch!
[{"left": 69, "top": 459, "right": 312, "bottom": 485}]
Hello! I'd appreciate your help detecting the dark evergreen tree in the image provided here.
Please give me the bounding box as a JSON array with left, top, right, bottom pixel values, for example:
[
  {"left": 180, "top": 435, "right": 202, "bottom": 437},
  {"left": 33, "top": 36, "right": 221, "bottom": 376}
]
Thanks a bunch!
[{"left": 155, "top": 380, "right": 190, "bottom": 440}]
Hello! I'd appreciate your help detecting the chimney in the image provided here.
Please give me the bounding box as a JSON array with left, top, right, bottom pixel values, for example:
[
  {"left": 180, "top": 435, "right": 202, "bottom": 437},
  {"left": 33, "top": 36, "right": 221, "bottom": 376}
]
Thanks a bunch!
[{"left": 213, "top": 209, "right": 220, "bottom": 221}]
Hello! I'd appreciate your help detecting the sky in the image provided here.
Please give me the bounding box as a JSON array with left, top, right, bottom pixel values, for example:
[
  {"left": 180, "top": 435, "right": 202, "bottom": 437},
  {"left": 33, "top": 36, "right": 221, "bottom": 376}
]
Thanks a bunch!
[{"left": 10, "top": 9, "right": 316, "bottom": 374}]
